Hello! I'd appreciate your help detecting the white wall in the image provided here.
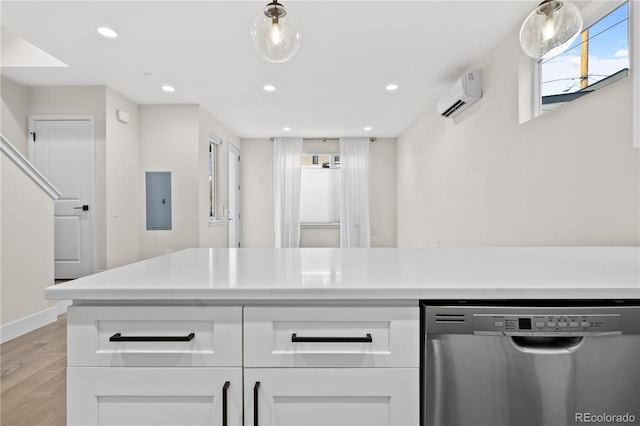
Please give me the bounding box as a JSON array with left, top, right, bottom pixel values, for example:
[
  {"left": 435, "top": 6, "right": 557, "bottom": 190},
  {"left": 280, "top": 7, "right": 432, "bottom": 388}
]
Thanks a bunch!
[
  {"left": 1, "top": 152, "right": 55, "bottom": 326},
  {"left": 241, "top": 138, "right": 397, "bottom": 248},
  {"left": 299, "top": 227, "right": 340, "bottom": 247},
  {"left": 6, "top": 84, "right": 145, "bottom": 270},
  {"left": 397, "top": 28, "right": 639, "bottom": 247},
  {"left": 1, "top": 76, "right": 29, "bottom": 154},
  {"left": 29, "top": 86, "right": 109, "bottom": 269},
  {"left": 4, "top": 81, "right": 237, "bottom": 267},
  {"left": 139, "top": 105, "right": 200, "bottom": 258},
  {"left": 241, "top": 139, "right": 274, "bottom": 247},
  {"left": 368, "top": 138, "right": 396, "bottom": 247},
  {"left": 140, "top": 104, "right": 237, "bottom": 256},
  {"left": 105, "top": 88, "right": 141, "bottom": 268}
]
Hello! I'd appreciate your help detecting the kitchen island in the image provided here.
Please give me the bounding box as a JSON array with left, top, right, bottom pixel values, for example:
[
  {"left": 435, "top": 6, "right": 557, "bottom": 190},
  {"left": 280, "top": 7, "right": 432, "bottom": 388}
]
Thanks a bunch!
[{"left": 46, "top": 247, "right": 640, "bottom": 426}]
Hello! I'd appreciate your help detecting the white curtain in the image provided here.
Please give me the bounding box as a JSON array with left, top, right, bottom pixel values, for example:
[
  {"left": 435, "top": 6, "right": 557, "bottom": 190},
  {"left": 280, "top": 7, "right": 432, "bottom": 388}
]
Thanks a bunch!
[
  {"left": 339, "top": 137, "right": 370, "bottom": 248},
  {"left": 273, "top": 137, "right": 303, "bottom": 248}
]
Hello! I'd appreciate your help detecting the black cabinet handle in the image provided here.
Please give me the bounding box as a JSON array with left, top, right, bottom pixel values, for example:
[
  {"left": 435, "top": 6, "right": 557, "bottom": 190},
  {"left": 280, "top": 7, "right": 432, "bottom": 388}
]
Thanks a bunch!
[
  {"left": 109, "top": 332, "right": 195, "bottom": 342},
  {"left": 254, "top": 381, "right": 260, "bottom": 426},
  {"left": 291, "top": 333, "right": 373, "bottom": 343},
  {"left": 222, "top": 381, "right": 230, "bottom": 426}
]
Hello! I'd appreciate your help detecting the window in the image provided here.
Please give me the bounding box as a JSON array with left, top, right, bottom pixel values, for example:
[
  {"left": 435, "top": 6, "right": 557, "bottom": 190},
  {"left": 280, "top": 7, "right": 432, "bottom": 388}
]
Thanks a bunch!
[
  {"left": 299, "top": 153, "right": 341, "bottom": 225},
  {"left": 209, "top": 134, "right": 222, "bottom": 220},
  {"left": 539, "top": 1, "right": 629, "bottom": 114}
]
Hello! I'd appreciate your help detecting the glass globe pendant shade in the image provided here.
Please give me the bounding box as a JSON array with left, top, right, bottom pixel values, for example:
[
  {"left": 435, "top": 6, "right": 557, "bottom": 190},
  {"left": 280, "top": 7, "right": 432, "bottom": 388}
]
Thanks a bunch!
[
  {"left": 250, "top": 1, "right": 301, "bottom": 63},
  {"left": 519, "top": 0, "right": 582, "bottom": 60}
]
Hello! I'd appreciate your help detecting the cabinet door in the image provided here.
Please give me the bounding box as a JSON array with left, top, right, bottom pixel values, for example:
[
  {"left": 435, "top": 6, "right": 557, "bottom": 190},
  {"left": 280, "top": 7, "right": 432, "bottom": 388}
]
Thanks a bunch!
[
  {"left": 68, "top": 367, "right": 242, "bottom": 426},
  {"left": 244, "top": 368, "right": 419, "bottom": 426}
]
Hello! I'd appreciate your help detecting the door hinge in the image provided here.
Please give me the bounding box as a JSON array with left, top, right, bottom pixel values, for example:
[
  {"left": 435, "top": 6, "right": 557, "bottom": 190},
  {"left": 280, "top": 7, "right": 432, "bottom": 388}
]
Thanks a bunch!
[
  {"left": 237, "top": 155, "right": 240, "bottom": 162},
  {"left": 30, "top": 132, "right": 36, "bottom": 142}
]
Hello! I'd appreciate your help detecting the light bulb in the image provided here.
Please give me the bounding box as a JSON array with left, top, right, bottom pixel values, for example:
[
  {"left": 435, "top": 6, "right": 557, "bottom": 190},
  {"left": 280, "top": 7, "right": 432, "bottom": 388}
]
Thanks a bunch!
[
  {"left": 250, "top": 1, "right": 301, "bottom": 63},
  {"left": 542, "top": 17, "right": 555, "bottom": 41},
  {"left": 270, "top": 18, "right": 282, "bottom": 45}
]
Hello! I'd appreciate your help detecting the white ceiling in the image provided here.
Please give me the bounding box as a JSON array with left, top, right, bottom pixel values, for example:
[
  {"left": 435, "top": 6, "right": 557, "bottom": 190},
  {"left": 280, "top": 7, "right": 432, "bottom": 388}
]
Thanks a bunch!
[{"left": 0, "top": 1, "right": 538, "bottom": 138}]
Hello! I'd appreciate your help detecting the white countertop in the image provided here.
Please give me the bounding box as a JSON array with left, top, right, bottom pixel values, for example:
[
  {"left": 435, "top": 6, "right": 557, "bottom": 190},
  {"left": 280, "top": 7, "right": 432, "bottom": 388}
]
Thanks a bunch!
[{"left": 45, "top": 247, "right": 640, "bottom": 301}]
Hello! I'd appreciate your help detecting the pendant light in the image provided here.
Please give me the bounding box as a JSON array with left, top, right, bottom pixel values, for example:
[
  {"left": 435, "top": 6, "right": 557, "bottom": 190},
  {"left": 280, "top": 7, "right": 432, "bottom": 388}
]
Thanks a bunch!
[
  {"left": 250, "top": 1, "right": 301, "bottom": 63},
  {"left": 519, "top": 0, "right": 583, "bottom": 60}
]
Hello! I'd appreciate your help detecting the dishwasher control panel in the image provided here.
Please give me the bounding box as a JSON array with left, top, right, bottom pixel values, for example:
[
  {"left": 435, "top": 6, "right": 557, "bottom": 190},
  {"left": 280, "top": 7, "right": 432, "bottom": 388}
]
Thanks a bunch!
[{"left": 474, "top": 313, "right": 622, "bottom": 336}]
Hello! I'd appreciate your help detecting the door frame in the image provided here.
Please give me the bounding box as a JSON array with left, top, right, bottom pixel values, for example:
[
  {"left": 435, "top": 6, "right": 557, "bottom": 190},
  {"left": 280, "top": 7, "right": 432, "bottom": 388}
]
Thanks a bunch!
[
  {"left": 28, "top": 115, "right": 97, "bottom": 275},
  {"left": 227, "top": 141, "right": 241, "bottom": 248}
]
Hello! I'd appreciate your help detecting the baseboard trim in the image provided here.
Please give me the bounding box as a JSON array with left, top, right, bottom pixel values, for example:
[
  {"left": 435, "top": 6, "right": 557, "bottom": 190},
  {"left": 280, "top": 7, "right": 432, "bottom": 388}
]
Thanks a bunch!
[
  {"left": 0, "top": 306, "right": 58, "bottom": 344},
  {"left": 55, "top": 300, "right": 72, "bottom": 316}
]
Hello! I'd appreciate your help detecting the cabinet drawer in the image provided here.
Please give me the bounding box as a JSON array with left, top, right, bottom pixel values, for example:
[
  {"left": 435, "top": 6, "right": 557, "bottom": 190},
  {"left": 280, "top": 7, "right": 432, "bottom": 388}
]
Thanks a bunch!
[
  {"left": 244, "top": 306, "right": 419, "bottom": 367},
  {"left": 68, "top": 306, "right": 242, "bottom": 367},
  {"left": 68, "top": 367, "right": 242, "bottom": 426}
]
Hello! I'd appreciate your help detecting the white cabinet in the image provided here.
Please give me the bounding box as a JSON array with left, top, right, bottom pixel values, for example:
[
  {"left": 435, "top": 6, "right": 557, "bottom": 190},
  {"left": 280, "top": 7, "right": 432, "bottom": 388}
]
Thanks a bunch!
[
  {"left": 244, "top": 306, "right": 419, "bottom": 426},
  {"left": 65, "top": 304, "right": 419, "bottom": 426},
  {"left": 244, "top": 368, "right": 419, "bottom": 426},
  {"left": 66, "top": 305, "right": 244, "bottom": 426},
  {"left": 68, "top": 367, "right": 242, "bottom": 426}
]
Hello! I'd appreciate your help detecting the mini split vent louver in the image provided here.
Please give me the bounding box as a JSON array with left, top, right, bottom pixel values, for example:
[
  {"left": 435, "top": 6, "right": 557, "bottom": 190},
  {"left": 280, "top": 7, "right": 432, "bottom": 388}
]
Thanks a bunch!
[{"left": 436, "top": 70, "right": 482, "bottom": 118}]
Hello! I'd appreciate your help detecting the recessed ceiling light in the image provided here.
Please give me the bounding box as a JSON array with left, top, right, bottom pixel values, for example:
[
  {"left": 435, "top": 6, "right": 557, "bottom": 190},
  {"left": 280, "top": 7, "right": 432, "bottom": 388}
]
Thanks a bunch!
[
  {"left": 263, "top": 84, "right": 276, "bottom": 92},
  {"left": 283, "top": 127, "right": 291, "bottom": 131},
  {"left": 161, "top": 85, "right": 175, "bottom": 93},
  {"left": 364, "top": 126, "right": 373, "bottom": 131},
  {"left": 385, "top": 83, "right": 399, "bottom": 91},
  {"left": 97, "top": 26, "right": 119, "bottom": 38}
]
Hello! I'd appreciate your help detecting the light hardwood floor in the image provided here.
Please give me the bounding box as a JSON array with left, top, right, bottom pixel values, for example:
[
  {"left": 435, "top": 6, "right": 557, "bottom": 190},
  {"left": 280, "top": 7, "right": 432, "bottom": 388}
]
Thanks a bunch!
[{"left": 1, "top": 315, "right": 67, "bottom": 426}]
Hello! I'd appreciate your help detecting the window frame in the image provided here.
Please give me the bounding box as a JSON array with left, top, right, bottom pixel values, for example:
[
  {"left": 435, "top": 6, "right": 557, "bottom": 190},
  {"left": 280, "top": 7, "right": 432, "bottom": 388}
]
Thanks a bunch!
[
  {"left": 535, "top": 0, "right": 630, "bottom": 116},
  {"left": 208, "top": 133, "right": 222, "bottom": 221},
  {"left": 299, "top": 152, "right": 341, "bottom": 227},
  {"left": 633, "top": 0, "right": 639, "bottom": 148}
]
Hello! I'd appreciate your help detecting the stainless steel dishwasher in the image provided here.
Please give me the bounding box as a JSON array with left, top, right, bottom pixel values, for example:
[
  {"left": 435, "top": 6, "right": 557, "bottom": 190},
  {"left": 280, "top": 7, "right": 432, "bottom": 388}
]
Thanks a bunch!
[{"left": 423, "top": 301, "right": 640, "bottom": 426}]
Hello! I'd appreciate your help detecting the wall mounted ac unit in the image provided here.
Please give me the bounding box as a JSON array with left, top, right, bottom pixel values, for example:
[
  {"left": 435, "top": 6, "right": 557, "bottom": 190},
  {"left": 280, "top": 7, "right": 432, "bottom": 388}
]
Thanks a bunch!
[{"left": 436, "top": 70, "right": 482, "bottom": 118}]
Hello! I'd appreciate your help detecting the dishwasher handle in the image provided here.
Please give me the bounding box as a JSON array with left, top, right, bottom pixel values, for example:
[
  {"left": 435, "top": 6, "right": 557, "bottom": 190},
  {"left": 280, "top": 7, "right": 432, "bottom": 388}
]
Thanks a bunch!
[{"left": 509, "top": 336, "right": 584, "bottom": 354}]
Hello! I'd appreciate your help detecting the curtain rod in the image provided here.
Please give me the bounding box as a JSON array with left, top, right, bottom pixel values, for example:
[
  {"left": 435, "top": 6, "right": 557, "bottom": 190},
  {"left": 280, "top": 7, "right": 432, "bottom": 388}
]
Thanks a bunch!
[{"left": 270, "top": 137, "right": 376, "bottom": 142}]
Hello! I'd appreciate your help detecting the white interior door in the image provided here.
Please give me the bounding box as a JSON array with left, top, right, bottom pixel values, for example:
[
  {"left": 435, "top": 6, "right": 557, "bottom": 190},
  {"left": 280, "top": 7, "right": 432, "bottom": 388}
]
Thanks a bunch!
[
  {"left": 227, "top": 144, "right": 241, "bottom": 248},
  {"left": 29, "top": 116, "right": 95, "bottom": 279}
]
